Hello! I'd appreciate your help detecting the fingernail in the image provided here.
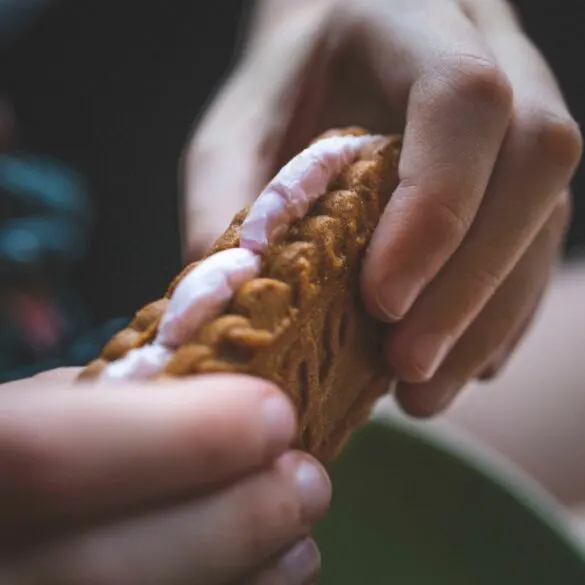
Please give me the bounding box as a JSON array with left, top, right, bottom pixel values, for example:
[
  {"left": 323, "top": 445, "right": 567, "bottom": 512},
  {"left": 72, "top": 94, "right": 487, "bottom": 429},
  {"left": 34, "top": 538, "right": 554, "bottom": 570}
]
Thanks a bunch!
[
  {"left": 295, "top": 457, "right": 332, "bottom": 524},
  {"left": 278, "top": 538, "right": 321, "bottom": 585},
  {"left": 376, "top": 275, "right": 422, "bottom": 321},
  {"left": 262, "top": 394, "right": 297, "bottom": 452},
  {"left": 409, "top": 333, "right": 453, "bottom": 380}
]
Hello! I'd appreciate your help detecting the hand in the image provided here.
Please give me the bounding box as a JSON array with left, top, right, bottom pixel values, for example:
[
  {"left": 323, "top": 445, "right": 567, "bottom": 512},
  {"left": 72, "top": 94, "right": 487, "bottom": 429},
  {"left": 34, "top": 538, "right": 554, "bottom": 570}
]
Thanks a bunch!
[
  {"left": 182, "top": 0, "right": 582, "bottom": 416},
  {"left": 0, "top": 369, "right": 330, "bottom": 584}
]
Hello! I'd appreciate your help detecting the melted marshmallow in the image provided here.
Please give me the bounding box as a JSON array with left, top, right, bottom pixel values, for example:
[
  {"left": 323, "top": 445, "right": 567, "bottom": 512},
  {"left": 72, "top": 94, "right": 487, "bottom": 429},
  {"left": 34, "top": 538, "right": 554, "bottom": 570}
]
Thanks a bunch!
[
  {"left": 156, "top": 248, "right": 261, "bottom": 347},
  {"left": 97, "top": 345, "right": 173, "bottom": 383},
  {"left": 99, "top": 134, "right": 378, "bottom": 382},
  {"left": 239, "top": 134, "right": 381, "bottom": 253},
  {"left": 99, "top": 248, "right": 261, "bottom": 381}
]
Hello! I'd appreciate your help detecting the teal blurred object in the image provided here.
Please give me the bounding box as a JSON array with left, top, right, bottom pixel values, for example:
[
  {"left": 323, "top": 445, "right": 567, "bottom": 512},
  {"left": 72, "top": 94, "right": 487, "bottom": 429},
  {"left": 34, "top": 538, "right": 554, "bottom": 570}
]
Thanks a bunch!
[
  {"left": 0, "top": 0, "right": 50, "bottom": 45},
  {"left": 314, "top": 418, "right": 585, "bottom": 585}
]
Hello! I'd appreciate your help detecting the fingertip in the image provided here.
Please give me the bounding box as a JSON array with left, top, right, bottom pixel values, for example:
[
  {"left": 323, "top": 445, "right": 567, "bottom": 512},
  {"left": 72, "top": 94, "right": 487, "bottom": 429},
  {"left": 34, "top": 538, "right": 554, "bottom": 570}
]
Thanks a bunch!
[
  {"left": 277, "top": 451, "right": 332, "bottom": 526},
  {"left": 395, "top": 383, "right": 440, "bottom": 419},
  {"left": 182, "top": 374, "right": 299, "bottom": 458},
  {"left": 362, "top": 198, "right": 438, "bottom": 325},
  {"left": 277, "top": 537, "right": 322, "bottom": 585},
  {"left": 360, "top": 269, "right": 403, "bottom": 323},
  {"left": 395, "top": 380, "right": 459, "bottom": 418},
  {"left": 374, "top": 276, "right": 419, "bottom": 323},
  {"left": 362, "top": 221, "right": 421, "bottom": 324},
  {"left": 261, "top": 392, "right": 299, "bottom": 457},
  {"left": 384, "top": 331, "right": 450, "bottom": 385}
]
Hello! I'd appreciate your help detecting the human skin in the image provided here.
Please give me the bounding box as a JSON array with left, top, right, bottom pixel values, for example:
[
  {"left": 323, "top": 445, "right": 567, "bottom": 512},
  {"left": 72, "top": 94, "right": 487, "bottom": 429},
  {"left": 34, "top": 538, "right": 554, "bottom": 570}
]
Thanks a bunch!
[
  {"left": 444, "top": 260, "right": 585, "bottom": 508},
  {"left": 182, "top": 0, "right": 582, "bottom": 417},
  {"left": 376, "top": 260, "right": 585, "bottom": 510},
  {"left": 0, "top": 370, "right": 331, "bottom": 585}
]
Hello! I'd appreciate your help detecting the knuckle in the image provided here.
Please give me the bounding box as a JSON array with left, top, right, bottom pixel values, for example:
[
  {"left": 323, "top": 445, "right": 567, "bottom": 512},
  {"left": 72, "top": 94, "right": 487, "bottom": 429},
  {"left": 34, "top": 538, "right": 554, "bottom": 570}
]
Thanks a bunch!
[
  {"left": 517, "top": 106, "right": 583, "bottom": 174},
  {"left": 444, "top": 54, "right": 513, "bottom": 113}
]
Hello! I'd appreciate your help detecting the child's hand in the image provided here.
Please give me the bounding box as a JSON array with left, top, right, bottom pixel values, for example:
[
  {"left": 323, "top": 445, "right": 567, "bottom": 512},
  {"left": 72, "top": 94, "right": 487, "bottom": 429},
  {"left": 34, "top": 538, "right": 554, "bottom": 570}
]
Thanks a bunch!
[
  {"left": 0, "top": 370, "right": 330, "bottom": 584},
  {"left": 183, "top": 0, "right": 581, "bottom": 416}
]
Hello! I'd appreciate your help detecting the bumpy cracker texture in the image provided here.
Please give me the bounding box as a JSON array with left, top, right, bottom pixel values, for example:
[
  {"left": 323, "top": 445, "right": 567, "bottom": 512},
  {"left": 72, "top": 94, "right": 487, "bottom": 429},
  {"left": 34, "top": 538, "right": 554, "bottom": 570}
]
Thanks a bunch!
[{"left": 79, "top": 129, "right": 402, "bottom": 463}]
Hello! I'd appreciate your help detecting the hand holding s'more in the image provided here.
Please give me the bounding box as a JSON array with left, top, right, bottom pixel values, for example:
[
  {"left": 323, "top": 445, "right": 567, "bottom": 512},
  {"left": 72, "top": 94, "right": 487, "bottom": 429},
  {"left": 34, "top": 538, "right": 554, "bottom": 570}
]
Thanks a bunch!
[
  {"left": 185, "top": 0, "right": 581, "bottom": 420},
  {"left": 79, "top": 128, "right": 401, "bottom": 463}
]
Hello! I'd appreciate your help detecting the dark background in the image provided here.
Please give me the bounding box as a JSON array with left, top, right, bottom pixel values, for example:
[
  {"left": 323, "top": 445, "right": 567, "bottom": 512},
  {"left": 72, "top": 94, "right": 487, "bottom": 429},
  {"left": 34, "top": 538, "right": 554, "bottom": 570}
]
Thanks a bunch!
[{"left": 2, "top": 0, "right": 584, "bottom": 327}]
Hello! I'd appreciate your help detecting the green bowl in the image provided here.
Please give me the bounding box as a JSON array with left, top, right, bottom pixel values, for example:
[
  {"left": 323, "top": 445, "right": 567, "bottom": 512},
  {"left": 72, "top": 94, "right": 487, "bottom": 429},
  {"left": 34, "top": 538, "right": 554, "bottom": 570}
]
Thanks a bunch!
[{"left": 314, "top": 416, "right": 585, "bottom": 585}]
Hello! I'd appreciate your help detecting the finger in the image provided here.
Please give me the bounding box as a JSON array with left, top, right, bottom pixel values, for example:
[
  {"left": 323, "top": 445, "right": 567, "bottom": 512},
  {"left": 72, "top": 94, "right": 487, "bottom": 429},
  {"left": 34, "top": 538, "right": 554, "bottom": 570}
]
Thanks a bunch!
[
  {"left": 395, "top": 198, "right": 568, "bottom": 417},
  {"left": 181, "top": 7, "right": 330, "bottom": 261},
  {"left": 478, "top": 193, "right": 572, "bottom": 381},
  {"left": 384, "top": 29, "right": 581, "bottom": 384},
  {"left": 34, "top": 367, "right": 82, "bottom": 383},
  {"left": 0, "top": 375, "right": 296, "bottom": 530},
  {"left": 476, "top": 307, "right": 536, "bottom": 381},
  {"left": 468, "top": 7, "right": 583, "bottom": 381},
  {"left": 477, "top": 281, "right": 545, "bottom": 381},
  {"left": 361, "top": 3, "right": 513, "bottom": 322},
  {"left": 5, "top": 451, "right": 331, "bottom": 585},
  {"left": 0, "top": 367, "right": 81, "bottom": 391},
  {"left": 242, "top": 537, "right": 321, "bottom": 585}
]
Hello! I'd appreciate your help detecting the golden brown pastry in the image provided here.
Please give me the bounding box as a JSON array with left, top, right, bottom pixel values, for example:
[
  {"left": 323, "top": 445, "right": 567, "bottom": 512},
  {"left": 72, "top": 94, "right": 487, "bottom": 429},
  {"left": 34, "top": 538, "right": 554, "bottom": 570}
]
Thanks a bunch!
[{"left": 79, "top": 128, "right": 401, "bottom": 463}]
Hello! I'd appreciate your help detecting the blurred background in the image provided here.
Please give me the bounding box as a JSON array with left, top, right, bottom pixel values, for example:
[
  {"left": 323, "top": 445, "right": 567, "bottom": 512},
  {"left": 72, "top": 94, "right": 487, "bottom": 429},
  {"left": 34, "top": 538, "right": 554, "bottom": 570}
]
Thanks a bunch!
[{"left": 0, "top": 0, "right": 583, "bottom": 382}]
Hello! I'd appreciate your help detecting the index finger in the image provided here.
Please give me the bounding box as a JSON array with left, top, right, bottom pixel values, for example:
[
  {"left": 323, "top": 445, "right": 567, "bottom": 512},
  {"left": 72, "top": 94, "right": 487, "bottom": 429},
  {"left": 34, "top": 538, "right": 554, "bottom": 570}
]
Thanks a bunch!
[
  {"left": 361, "top": 9, "right": 513, "bottom": 321},
  {"left": 0, "top": 374, "right": 296, "bottom": 531}
]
